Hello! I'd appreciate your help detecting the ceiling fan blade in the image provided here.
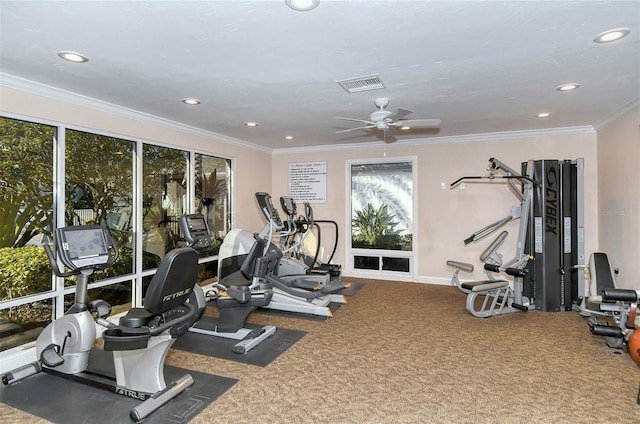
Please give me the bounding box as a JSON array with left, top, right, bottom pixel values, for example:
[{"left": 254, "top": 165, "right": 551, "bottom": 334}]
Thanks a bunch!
[
  {"left": 333, "top": 117, "right": 374, "bottom": 125},
  {"left": 336, "top": 125, "right": 376, "bottom": 134},
  {"left": 388, "top": 108, "right": 414, "bottom": 121},
  {"left": 391, "top": 118, "right": 441, "bottom": 127},
  {"left": 382, "top": 127, "right": 398, "bottom": 143}
]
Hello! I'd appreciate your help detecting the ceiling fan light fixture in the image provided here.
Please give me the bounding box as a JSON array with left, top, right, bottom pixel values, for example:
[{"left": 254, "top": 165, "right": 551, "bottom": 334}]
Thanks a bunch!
[
  {"left": 58, "top": 51, "right": 89, "bottom": 63},
  {"left": 556, "top": 83, "right": 580, "bottom": 92},
  {"left": 594, "top": 28, "right": 630, "bottom": 43},
  {"left": 285, "top": 0, "right": 319, "bottom": 11}
]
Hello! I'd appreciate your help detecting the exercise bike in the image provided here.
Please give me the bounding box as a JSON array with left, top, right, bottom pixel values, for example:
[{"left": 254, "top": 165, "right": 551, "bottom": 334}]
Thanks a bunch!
[{"left": 2, "top": 224, "right": 198, "bottom": 422}]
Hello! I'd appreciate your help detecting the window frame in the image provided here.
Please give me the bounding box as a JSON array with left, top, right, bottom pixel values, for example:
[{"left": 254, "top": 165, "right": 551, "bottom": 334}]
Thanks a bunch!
[
  {"left": 345, "top": 156, "right": 418, "bottom": 281},
  {"left": 0, "top": 111, "right": 234, "bottom": 360}
]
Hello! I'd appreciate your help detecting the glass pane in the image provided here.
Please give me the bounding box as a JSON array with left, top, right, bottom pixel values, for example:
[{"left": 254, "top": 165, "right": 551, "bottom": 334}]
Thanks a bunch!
[
  {"left": 0, "top": 117, "right": 54, "bottom": 352},
  {"left": 198, "top": 261, "right": 218, "bottom": 285},
  {"left": 65, "top": 129, "right": 134, "bottom": 280},
  {"left": 0, "top": 299, "right": 53, "bottom": 353},
  {"left": 194, "top": 154, "right": 231, "bottom": 256},
  {"left": 382, "top": 257, "right": 410, "bottom": 272},
  {"left": 64, "top": 282, "right": 133, "bottom": 318},
  {"left": 354, "top": 255, "right": 380, "bottom": 270},
  {"left": 351, "top": 162, "right": 413, "bottom": 251},
  {"left": 0, "top": 117, "right": 55, "bottom": 302},
  {"left": 142, "top": 145, "right": 188, "bottom": 269}
]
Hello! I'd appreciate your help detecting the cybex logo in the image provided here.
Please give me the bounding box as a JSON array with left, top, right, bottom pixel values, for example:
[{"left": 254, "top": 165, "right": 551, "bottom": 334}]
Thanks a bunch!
[{"left": 545, "top": 166, "right": 558, "bottom": 235}]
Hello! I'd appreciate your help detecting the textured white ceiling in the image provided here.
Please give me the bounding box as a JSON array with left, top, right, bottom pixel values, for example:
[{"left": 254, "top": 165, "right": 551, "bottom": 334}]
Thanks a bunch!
[{"left": 1, "top": 0, "right": 638, "bottom": 150}]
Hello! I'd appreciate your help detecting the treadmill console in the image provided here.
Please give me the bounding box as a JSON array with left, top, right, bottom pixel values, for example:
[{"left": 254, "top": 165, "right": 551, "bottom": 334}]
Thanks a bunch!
[{"left": 179, "top": 214, "right": 213, "bottom": 250}]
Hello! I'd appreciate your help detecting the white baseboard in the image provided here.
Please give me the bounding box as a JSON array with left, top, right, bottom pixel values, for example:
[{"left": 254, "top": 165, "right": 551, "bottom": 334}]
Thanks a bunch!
[{"left": 414, "top": 275, "right": 455, "bottom": 286}]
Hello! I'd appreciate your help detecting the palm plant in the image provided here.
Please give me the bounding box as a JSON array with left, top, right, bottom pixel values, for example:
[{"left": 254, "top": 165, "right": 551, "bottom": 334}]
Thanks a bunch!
[{"left": 352, "top": 203, "right": 401, "bottom": 248}]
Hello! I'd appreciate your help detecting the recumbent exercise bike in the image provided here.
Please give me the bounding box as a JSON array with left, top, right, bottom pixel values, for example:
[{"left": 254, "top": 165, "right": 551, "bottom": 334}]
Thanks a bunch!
[{"left": 2, "top": 225, "right": 198, "bottom": 422}]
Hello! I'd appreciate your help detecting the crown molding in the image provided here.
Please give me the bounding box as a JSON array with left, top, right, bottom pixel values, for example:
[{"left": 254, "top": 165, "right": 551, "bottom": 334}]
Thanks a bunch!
[
  {"left": 272, "top": 125, "right": 595, "bottom": 155},
  {"left": 0, "top": 72, "right": 272, "bottom": 154},
  {"left": 593, "top": 97, "right": 640, "bottom": 131},
  {"left": 1, "top": 72, "right": 599, "bottom": 157}
]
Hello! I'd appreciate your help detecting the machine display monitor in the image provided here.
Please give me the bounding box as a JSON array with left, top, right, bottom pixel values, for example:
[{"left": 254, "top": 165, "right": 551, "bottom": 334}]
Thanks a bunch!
[
  {"left": 60, "top": 227, "right": 109, "bottom": 260},
  {"left": 280, "top": 196, "right": 296, "bottom": 216},
  {"left": 187, "top": 215, "right": 208, "bottom": 231},
  {"left": 255, "top": 192, "right": 283, "bottom": 229}
]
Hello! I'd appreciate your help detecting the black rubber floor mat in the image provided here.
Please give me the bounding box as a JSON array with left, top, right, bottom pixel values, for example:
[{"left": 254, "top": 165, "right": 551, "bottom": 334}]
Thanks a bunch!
[
  {"left": 172, "top": 316, "right": 306, "bottom": 367},
  {"left": 0, "top": 363, "right": 237, "bottom": 424}
]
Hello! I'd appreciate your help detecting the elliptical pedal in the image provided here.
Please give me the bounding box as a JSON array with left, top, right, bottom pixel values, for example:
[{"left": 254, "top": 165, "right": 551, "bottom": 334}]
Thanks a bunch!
[
  {"left": 40, "top": 343, "right": 65, "bottom": 367},
  {"left": 232, "top": 325, "right": 277, "bottom": 354}
]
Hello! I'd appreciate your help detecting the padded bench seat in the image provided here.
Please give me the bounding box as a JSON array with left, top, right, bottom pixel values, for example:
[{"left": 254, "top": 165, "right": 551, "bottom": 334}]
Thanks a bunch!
[{"left": 461, "top": 280, "right": 509, "bottom": 292}]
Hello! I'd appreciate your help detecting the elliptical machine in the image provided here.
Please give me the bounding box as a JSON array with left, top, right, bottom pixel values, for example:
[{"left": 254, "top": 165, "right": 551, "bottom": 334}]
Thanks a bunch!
[
  {"left": 2, "top": 225, "right": 198, "bottom": 422},
  {"left": 180, "top": 214, "right": 276, "bottom": 354},
  {"left": 278, "top": 196, "right": 349, "bottom": 293},
  {"left": 218, "top": 192, "right": 346, "bottom": 318}
]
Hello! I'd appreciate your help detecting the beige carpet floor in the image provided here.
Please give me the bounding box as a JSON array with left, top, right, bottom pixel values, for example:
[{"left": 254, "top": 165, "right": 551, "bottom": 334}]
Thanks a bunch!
[{"left": 2, "top": 278, "right": 639, "bottom": 423}]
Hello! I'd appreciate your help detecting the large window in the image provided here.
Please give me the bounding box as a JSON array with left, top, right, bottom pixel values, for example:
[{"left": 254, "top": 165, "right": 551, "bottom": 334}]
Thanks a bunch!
[
  {"left": 0, "top": 115, "right": 233, "bottom": 355},
  {"left": 349, "top": 159, "right": 416, "bottom": 278},
  {"left": 195, "top": 153, "right": 231, "bottom": 255},
  {"left": 65, "top": 129, "right": 135, "bottom": 314},
  {"left": 142, "top": 145, "right": 188, "bottom": 268},
  {"left": 0, "top": 117, "right": 55, "bottom": 351},
  {"left": 66, "top": 129, "right": 135, "bottom": 274}
]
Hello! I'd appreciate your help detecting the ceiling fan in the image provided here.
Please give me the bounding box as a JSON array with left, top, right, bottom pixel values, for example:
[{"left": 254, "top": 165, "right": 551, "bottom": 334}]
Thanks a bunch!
[{"left": 333, "top": 98, "right": 441, "bottom": 142}]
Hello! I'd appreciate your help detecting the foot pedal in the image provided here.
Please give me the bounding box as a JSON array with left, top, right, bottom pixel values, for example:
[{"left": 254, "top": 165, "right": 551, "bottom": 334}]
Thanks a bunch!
[
  {"left": 89, "top": 299, "right": 112, "bottom": 318},
  {"left": 291, "top": 279, "right": 320, "bottom": 291},
  {"left": 511, "top": 303, "right": 529, "bottom": 311},
  {"left": 40, "top": 344, "right": 64, "bottom": 367}
]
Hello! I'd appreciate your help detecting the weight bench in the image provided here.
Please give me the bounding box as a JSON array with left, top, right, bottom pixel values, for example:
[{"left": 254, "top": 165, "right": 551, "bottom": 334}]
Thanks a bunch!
[
  {"left": 447, "top": 260, "right": 527, "bottom": 318},
  {"left": 447, "top": 231, "right": 528, "bottom": 318},
  {"left": 581, "top": 252, "right": 640, "bottom": 349}
]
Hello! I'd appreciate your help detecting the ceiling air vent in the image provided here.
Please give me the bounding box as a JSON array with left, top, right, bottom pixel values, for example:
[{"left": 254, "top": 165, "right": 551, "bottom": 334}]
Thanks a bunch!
[{"left": 336, "top": 75, "right": 385, "bottom": 93}]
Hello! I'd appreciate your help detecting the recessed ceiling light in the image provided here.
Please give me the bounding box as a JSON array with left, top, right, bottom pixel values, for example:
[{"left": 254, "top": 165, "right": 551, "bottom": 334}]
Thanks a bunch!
[
  {"left": 182, "top": 98, "right": 201, "bottom": 105},
  {"left": 285, "top": 136, "right": 294, "bottom": 140},
  {"left": 400, "top": 126, "right": 411, "bottom": 130},
  {"left": 285, "top": 0, "right": 319, "bottom": 11},
  {"left": 58, "top": 51, "right": 89, "bottom": 63},
  {"left": 245, "top": 122, "right": 258, "bottom": 127},
  {"left": 594, "top": 28, "right": 630, "bottom": 43},
  {"left": 556, "top": 83, "right": 580, "bottom": 92},
  {"left": 536, "top": 112, "right": 551, "bottom": 118}
]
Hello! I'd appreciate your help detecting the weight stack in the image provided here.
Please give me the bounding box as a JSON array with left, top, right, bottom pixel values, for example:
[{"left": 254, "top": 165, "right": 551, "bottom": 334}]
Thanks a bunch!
[{"left": 523, "top": 160, "right": 578, "bottom": 311}]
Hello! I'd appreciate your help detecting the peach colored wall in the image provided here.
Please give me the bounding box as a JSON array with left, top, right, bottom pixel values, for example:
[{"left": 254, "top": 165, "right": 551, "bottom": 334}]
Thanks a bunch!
[
  {"left": 1, "top": 85, "right": 604, "bottom": 285},
  {"left": 272, "top": 131, "right": 599, "bottom": 284},
  {"left": 0, "top": 86, "right": 271, "bottom": 232},
  {"left": 596, "top": 103, "right": 640, "bottom": 290}
]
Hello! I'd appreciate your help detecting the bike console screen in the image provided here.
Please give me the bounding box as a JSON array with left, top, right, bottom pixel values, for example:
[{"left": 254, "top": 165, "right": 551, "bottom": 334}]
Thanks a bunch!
[
  {"left": 179, "top": 214, "right": 212, "bottom": 250},
  {"left": 57, "top": 225, "right": 113, "bottom": 269}
]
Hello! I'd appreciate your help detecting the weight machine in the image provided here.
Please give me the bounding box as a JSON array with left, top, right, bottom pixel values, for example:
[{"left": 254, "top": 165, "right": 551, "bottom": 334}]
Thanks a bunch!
[{"left": 448, "top": 157, "right": 585, "bottom": 317}]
